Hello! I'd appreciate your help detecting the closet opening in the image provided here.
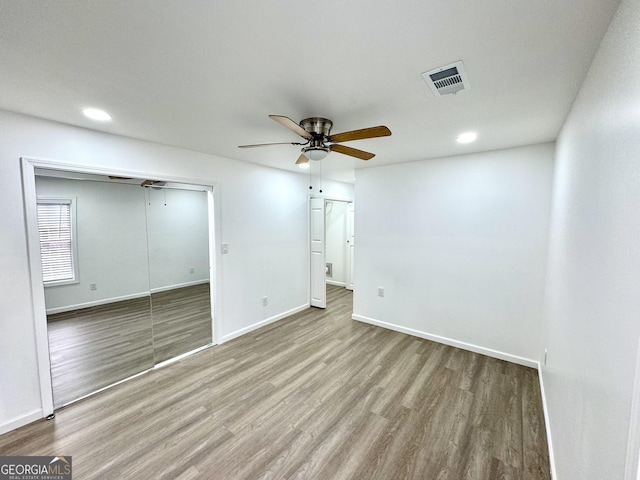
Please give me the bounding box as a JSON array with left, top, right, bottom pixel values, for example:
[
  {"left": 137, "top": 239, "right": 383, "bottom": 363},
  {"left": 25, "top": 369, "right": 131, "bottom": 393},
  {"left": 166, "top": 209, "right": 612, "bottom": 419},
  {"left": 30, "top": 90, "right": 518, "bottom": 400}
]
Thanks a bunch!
[{"left": 22, "top": 157, "right": 219, "bottom": 415}]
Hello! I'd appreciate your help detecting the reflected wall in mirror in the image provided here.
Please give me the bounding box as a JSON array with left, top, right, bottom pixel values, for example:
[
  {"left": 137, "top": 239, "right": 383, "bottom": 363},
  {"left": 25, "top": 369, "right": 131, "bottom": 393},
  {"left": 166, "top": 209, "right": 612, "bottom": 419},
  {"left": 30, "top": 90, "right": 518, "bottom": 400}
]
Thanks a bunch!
[
  {"left": 35, "top": 172, "right": 212, "bottom": 408},
  {"left": 145, "top": 186, "right": 212, "bottom": 363}
]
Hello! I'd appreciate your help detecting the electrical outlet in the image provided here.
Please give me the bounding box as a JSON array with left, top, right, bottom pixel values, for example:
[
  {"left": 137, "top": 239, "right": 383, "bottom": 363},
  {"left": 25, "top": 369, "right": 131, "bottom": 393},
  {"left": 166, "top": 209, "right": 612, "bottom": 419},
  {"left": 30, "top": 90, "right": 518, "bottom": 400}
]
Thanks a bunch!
[
  {"left": 262, "top": 296, "right": 268, "bottom": 307},
  {"left": 378, "top": 287, "right": 384, "bottom": 297},
  {"left": 190, "top": 267, "right": 195, "bottom": 274},
  {"left": 90, "top": 283, "right": 97, "bottom": 291}
]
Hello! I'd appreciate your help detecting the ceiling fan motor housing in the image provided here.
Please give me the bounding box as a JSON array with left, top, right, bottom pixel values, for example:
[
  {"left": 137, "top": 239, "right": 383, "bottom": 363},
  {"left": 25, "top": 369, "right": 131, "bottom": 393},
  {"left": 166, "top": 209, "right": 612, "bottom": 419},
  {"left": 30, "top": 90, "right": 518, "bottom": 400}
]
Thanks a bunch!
[
  {"left": 300, "top": 117, "right": 333, "bottom": 138},
  {"left": 300, "top": 118, "right": 333, "bottom": 160}
]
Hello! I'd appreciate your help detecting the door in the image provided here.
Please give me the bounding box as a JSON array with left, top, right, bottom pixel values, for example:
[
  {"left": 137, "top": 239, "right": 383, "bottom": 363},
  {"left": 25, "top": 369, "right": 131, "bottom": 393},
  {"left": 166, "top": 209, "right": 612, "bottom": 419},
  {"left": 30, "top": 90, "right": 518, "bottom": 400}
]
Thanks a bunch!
[
  {"left": 310, "top": 197, "right": 326, "bottom": 308},
  {"left": 346, "top": 202, "right": 355, "bottom": 291}
]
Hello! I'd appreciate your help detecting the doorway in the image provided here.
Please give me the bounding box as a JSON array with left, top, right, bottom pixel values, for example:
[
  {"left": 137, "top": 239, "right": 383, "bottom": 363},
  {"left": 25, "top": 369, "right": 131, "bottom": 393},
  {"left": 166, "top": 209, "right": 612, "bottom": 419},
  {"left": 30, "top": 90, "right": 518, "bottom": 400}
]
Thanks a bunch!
[
  {"left": 22, "top": 157, "right": 219, "bottom": 415},
  {"left": 309, "top": 196, "right": 354, "bottom": 309}
]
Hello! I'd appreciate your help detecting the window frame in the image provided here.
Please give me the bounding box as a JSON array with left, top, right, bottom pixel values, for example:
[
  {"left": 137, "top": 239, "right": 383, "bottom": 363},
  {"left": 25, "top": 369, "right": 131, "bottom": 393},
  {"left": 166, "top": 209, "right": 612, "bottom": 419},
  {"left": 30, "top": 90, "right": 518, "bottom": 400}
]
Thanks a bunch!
[{"left": 36, "top": 197, "right": 79, "bottom": 287}]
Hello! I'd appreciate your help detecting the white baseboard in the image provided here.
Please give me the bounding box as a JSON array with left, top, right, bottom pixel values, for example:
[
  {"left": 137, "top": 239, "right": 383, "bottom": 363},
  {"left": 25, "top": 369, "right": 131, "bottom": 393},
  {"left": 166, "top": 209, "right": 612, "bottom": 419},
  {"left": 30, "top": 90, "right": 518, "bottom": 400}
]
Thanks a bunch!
[
  {"left": 45, "top": 281, "right": 211, "bottom": 314},
  {"left": 0, "top": 409, "right": 43, "bottom": 436},
  {"left": 150, "top": 279, "right": 209, "bottom": 294},
  {"left": 326, "top": 280, "right": 346, "bottom": 287},
  {"left": 221, "top": 303, "right": 310, "bottom": 344},
  {"left": 351, "top": 314, "right": 537, "bottom": 368},
  {"left": 46, "top": 291, "right": 150, "bottom": 315},
  {"left": 537, "top": 365, "right": 558, "bottom": 480}
]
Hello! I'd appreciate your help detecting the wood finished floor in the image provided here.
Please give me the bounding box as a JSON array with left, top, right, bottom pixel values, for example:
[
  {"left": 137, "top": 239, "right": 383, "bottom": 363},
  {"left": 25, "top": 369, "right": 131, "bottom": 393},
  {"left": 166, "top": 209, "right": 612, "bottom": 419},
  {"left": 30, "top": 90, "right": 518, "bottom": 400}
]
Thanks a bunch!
[
  {"left": 47, "top": 283, "right": 212, "bottom": 407},
  {"left": 151, "top": 283, "right": 212, "bottom": 364},
  {"left": 5, "top": 285, "right": 550, "bottom": 479},
  {"left": 47, "top": 296, "right": 155, "bottom": 407}
]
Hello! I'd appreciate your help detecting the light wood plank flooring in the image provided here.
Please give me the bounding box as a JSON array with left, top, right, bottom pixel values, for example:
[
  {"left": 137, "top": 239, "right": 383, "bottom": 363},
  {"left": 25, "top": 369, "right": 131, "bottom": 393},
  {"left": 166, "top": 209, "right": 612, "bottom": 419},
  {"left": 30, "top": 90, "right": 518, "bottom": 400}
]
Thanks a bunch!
[
  {"left": 47, "top": 284, "right": 212, "bottom": 407},
  {"left": 5, "top": 285, "right": 550, "bottom": 479},
  {"left": 47, "top": 296, "right": 155, "bottom": 407},
  {"left": 151, "top": 283, "right": 212, "bottom": 364}
]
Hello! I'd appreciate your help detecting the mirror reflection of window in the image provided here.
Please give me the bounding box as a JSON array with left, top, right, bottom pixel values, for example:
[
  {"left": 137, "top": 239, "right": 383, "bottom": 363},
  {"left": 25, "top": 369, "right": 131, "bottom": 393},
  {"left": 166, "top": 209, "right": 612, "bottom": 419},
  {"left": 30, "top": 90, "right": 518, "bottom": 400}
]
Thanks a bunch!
[{"left": 36, "top": 199, "right": 78, "bottom": 286}]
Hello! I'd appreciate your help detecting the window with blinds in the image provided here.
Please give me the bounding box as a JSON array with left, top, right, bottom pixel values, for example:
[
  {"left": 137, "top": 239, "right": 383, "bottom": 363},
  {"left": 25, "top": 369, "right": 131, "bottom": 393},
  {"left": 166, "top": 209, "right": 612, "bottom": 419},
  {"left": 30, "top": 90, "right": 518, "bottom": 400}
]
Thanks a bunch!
[{"left": 36, "top": 199, "right": 77, "bottom": 284}]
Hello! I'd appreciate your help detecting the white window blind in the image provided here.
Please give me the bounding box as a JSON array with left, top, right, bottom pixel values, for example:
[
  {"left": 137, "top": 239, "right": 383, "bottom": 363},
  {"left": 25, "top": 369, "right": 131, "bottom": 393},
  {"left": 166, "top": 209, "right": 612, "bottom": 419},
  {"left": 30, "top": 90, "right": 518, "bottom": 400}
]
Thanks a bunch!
[{"left": 37, "top": 200, "right": 75, "bottom": 283}]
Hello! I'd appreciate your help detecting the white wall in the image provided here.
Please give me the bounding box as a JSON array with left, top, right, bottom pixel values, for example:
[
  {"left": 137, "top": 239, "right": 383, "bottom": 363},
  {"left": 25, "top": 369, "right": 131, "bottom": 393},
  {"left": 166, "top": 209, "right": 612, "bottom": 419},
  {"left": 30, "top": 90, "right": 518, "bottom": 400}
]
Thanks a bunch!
[
  {"left": 325, "top": 200, "right": 348, "bottom": 286},
  {"left": 0, "top": 109, "right": 352, "bottom": 433},
  {"left": 35, "top": 177, "right": 150, "bottom": 311},
  {"left": 541, "top": 0, "right": 640, "bottom": 477},
  {"left": 353, "top": 143, "right": 554, "bottom": 365},
  {"left": 145, "top": 187, "right": 209, "bottom": 292}
]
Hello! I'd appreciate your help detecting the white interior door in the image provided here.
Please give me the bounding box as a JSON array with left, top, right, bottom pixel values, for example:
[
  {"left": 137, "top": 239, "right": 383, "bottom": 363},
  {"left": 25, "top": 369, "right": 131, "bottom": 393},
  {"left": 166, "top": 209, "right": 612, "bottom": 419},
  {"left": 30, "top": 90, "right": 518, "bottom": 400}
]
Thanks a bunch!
[
  {"left": 346, "top": 202, "right": 355, "bottom": 291},
  {"left": 310, "top": 197, "right": 326, "bottom": 308}
]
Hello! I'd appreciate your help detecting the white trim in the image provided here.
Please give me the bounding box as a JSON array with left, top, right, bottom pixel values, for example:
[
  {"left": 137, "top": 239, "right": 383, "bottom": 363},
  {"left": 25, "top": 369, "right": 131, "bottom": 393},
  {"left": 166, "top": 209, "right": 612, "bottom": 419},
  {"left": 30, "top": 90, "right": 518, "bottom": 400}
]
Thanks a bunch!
[
  {"left": 153, "top": 343, "right": 214, "bottom": 369},
  {"left": 20, "top": 155, "right": 221, "bottom": 422},
  {"left": 220, "top": 303, "right": 310, "bottom": 344},
  {"left": 0, "top": 409, "right": 43, "bottom": 436},
  {"left": 209, "top": 187, "right": 222, "bottom": 346},
  {"left": 351, "top": 313, "right": 537, "bottom": 368},
  {"left": 307, "top": 192, "right": 354, "bottom": 203},
  {"left": 149, "top": 279, "right": 210, "bottom": 294},
  {"left": 326, "top": 280, "right": 346, "bottom": 287},
  {"left": 537, "top": 365, "right": 558, "bottom": 480},
  {"left": 21, "top": 158, "right": 55, "bottom": 418},
  {"left": 623, "top": 333, "right": 640, "bottom": 480},
  {"left": 45, "top": 291, "right": 150, "bottom": 315}
]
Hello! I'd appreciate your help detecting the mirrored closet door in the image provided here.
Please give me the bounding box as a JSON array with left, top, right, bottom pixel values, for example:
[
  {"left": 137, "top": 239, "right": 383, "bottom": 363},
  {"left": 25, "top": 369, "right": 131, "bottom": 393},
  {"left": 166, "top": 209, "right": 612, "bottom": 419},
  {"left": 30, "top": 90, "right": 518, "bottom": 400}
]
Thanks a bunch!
[
  {"left": 35, "top": 170, "right": 212, "bottom": 408},
  {"left": 146, "top": 185, "right": 212, "bottom": 364}
]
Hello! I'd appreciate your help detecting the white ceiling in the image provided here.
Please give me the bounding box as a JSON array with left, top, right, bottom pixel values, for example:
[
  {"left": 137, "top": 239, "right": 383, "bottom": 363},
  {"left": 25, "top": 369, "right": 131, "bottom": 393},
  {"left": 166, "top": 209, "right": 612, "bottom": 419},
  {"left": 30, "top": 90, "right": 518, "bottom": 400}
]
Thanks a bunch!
[{"left": 0, "top": 0, "right": 621, "bottom": 183}]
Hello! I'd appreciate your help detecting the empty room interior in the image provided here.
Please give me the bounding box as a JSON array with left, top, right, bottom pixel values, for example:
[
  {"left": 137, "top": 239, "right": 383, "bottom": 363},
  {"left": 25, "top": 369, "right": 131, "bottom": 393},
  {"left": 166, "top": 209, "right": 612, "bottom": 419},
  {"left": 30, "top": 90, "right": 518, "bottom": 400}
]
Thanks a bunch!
[{"left": 0, "top": 0, "right": 639, "bottom": 479}]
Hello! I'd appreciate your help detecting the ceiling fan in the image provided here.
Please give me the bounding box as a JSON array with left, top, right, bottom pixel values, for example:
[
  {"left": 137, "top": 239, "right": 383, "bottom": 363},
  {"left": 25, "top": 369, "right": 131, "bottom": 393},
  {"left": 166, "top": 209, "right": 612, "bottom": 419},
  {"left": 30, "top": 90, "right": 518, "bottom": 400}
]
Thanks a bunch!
[{"left": 238, "top": 115, "right": 391, "bottom": 166}]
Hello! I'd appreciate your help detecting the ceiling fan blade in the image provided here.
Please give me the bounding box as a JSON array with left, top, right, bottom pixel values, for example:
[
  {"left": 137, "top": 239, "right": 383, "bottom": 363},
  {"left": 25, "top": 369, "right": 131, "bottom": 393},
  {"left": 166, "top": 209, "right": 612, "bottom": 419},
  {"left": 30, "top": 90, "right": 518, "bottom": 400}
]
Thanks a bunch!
[
  {"left": 269, "top": 115, "right": 313, "bottom": 140},
  {"left": 238, "top": 141, "right": 305, "bottom": 148},
  {"left": 295, "top": 154, "right": 309, "bottom": 165},
  {"left": 331, "top": 144, "right": 375, "bottom": 160},
  {"left": 140, "top": 179, "right": 155, "bottom": 187},
  {"left": 329, "top": 125, "right": 391, "bottom": 143}
]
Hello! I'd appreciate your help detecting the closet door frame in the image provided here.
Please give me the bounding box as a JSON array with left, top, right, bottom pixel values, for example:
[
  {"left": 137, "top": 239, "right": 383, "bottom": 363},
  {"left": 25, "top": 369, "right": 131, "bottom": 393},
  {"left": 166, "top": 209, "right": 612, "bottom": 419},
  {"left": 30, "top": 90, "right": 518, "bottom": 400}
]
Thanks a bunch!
[{"left": 21, "top": 156, "right": 220, "bottom": 418}]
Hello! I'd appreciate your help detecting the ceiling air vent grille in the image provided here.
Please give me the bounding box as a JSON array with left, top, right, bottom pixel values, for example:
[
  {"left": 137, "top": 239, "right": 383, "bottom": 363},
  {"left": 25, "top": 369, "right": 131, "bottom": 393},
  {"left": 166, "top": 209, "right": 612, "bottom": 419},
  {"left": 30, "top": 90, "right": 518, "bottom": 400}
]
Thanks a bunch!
[{"left": 422, "top": 61, "right": 470, "bottom": 97}]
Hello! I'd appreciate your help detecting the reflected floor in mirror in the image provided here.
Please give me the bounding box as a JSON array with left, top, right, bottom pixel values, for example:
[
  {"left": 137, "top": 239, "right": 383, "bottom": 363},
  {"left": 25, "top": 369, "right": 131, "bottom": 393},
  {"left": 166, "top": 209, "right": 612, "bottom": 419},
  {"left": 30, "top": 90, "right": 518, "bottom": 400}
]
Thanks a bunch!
[
  {"left": 7, "top": 285, "right": 549, "bottom": 479},
  {"left": 47, "top": 296, "right": 154, "bottom": 407},
  {"left": 47, "top": 283, "right": 212, "bottom": 407},
  {"left": 151, "top": 282, "right": 212, "bottom": 364}
]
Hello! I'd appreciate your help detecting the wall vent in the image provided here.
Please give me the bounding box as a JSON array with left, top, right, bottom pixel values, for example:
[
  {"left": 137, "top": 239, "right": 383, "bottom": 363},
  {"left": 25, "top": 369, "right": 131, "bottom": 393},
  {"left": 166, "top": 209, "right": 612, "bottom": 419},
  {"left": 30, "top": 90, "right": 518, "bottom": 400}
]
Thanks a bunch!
[{"left": 422, "top": 61, "right": 470, "bottom": 97}]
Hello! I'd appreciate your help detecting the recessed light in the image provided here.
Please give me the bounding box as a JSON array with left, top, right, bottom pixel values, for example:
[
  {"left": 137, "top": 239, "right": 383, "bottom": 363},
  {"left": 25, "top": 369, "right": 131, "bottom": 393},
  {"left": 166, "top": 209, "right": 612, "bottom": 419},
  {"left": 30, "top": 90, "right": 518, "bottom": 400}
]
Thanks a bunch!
[
  {"left": 456, "top": 131, "right": 477, "bottom": 144},
  {"left": 82, "top": 108, "right": 112, "bottom": 122}
]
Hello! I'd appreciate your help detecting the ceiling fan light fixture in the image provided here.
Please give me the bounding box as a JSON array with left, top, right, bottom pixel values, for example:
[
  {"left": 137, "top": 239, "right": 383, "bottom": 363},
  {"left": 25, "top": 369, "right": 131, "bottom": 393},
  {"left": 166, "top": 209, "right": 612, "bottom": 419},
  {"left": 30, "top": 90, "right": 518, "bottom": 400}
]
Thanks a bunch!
[{"left": 302, "top": 146, "right": 330, "bottom": 161}]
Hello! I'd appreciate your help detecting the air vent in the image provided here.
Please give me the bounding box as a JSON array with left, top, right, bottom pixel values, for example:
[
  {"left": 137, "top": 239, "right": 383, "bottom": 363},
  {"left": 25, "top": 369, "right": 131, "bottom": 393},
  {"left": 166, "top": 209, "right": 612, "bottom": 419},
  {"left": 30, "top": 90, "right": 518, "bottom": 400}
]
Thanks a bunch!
[{"left": 422, "top": 61, "right": 470, "bottom": 97}]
